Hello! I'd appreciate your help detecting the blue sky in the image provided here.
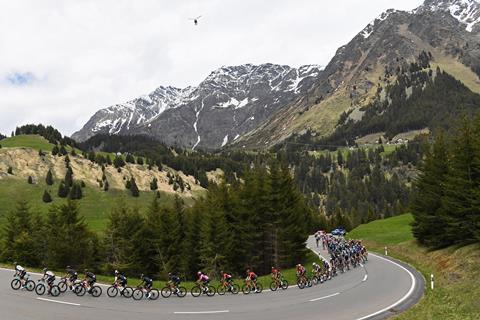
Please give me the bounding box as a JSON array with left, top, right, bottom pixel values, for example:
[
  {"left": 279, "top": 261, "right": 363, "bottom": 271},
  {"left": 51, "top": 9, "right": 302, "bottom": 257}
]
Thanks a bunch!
[{"left": 0, "top": 0, "right": 423, "bottom": 136}]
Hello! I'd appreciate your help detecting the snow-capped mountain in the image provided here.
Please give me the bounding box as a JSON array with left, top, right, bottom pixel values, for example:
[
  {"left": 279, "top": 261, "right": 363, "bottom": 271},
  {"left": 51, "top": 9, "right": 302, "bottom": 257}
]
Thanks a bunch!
[
  {"left": 418, "top": 0, "right": 480, "bottom": 32},
  {"left": 72, "top": 63, "right": 323, "bottom": 149}
]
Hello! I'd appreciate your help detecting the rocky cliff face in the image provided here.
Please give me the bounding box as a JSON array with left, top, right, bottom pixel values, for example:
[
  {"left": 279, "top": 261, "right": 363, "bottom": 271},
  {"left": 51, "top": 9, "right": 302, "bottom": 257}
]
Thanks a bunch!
[{"left": 72, "top": 64, "right": 323, "bottom": 150}]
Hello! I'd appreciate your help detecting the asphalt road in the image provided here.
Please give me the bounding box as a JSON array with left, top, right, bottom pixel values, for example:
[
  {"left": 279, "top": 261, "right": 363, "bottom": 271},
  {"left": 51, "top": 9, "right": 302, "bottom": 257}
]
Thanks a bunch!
[{"left": 0, "top": 236, "right": 424, "bottom": 320}]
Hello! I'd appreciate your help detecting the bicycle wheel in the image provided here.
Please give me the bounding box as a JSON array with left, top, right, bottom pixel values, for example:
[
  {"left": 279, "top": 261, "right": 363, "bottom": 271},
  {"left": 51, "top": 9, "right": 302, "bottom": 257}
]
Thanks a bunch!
[
  {"left": 177, "top": 286, "right": 187, "bottom": 298},
  {"left": 132, "top": 289, "right": 143, "bottom": 300},
  {"left": 58, "top": 281, "right": 67, "bottom": 293},
  {"left": 281, "top": 280, "right": 289, "bottom": 290},
  {"left": 255, "top": 283, "right": 263, "bottom": 293},
  {"left": 121, "top": 287, "right": 133, "bottom": 298},
  {"left": 107, "top": 286, "right": 118, "bottom": 297},
  {"left": 149, "top": 289, "right": 159, "bottom": 300},
  {"left": 242, "top": 284, "right": 251, "bottom": 295},
  {"left": 297, "top": 279, "right": 305, "bottom": 289},
  {"left": 206, "top": 285, "right": 216, "bottom": 297},
  {"left": 217, "top": 285, "right": 226, "bottom": 295},
  {"left": 75, "top": 285, "right": 86, "bottom": 296},
  {"left": 231, "top": 283, "right": 240, "bottom": 294},
  {"left": 25, "top": 280, "right": 36, "bottom": 291},
  {"left": 50, "top": 285, "right": 60, "bottom": 297},
  {"left": 161, "top": 287, "right": 172, "bottom": 298},
  {"left": 269, "top": 281, "right": 278, "bottom": 291},
  {"left": 191, "top": 285, "right": 201, "bottom": 297},
  {"left": 91, "top": 286, "right": 102, "bottom": 297},
  {"left": 35, "top": 283, "right": 46, "bottom": 295},
  {"left": 10, "top": 279, "right": 21, "bottom": 290}
]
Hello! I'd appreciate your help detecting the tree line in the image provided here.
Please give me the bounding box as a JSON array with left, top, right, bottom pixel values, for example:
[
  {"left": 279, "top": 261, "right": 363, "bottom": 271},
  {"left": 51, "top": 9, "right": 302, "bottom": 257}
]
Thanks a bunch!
[
  {"left": 1, "top": 162, "right": 314, "bottom": 280},
  {"left": 412, "top": 119, "right": 480, "bottom": 248}
]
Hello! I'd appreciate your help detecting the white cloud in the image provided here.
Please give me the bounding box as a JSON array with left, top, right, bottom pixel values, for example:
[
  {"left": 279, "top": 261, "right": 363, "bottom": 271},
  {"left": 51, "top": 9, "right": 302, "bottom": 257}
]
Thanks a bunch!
[{"left": 0, "top": 0, "right": 423, "bottom": 136}]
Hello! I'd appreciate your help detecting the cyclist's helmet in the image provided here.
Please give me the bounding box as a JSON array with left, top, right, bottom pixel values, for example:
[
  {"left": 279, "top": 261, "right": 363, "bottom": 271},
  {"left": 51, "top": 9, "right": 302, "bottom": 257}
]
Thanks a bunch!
[
  {"left": 114, "top": 270, "right": 119, "bottom": 275},
  {"left": 66, "top": 265, "right": 71, "bottom": 269},
  {"left": 197, "top": 271, "right": 202, "bottom": 276},
  {"left": 168, "top": 272, "right": 172, "bottom": 276}
]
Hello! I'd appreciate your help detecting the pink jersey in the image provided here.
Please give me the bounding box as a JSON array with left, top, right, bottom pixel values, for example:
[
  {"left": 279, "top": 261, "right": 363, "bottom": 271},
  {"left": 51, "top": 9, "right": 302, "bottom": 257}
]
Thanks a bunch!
[{"left": 199, "top": 274, "right": 209, "bottom": 282}]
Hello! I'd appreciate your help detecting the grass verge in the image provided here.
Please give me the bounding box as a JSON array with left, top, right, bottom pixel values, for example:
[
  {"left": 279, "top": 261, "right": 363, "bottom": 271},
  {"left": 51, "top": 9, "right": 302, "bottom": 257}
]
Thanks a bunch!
[{"left": 348, "top": 214, "right": 480, "bottom": 320}]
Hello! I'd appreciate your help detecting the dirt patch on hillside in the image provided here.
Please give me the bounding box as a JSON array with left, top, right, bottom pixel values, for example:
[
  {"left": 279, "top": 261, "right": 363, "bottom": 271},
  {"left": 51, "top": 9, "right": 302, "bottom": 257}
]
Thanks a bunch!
[{"left": 0, "top": 148, "right": 205, "bottom": 197}]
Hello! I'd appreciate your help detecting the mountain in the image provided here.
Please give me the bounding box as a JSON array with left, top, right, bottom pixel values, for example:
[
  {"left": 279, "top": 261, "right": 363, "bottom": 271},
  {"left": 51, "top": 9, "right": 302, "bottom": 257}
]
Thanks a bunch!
[
  {"left": 72, "top": 64, "right": 323, "bottom": 149},
  {"left": 233, "top": 0, "right": 480, "bottom": 149},
  {"left": 74, "top": 0, "right": 480, "bottom": 150}
]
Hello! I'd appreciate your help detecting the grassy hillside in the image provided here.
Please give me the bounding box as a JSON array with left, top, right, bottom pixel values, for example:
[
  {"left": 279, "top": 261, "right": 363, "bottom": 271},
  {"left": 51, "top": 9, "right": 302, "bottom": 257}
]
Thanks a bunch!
[
  {"left": 0, "top": 135, "right": 55, "bottom": 151},
  {"left": 348, "top": 214, "right": 480, "bottom": 320},
  {"left": 0, "top": 177, "right": 184, "bottom": 231}
]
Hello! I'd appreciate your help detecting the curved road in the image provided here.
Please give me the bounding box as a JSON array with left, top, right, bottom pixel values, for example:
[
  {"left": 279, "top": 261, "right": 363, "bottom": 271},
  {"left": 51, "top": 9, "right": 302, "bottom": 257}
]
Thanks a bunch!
[{"left": 0, "top": 236, "right": 424, "bottom": 320}]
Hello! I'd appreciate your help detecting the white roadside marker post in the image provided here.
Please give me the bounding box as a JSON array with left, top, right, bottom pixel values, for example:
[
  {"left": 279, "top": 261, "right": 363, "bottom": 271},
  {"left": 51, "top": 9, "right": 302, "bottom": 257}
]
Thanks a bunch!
[
  {"left": 430, "top": 274, "right": 434, "bottom": 290},
  {"left": 384, "top": 246, "right": 388, "bottom": 256}
]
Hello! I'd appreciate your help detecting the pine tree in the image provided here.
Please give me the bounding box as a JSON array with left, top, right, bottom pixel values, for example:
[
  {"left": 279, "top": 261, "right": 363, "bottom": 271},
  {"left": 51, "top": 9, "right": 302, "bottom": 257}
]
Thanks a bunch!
[
  {"left": 113, "top": 155, "right": 125, "bottom": 168},
  {"left": 58, "top": 180, "right": 69, "bottom": 198},
  {"left": 411, "top": 132, "right": 450, "bottom": 247},
  {"left": 130, "top": 178, "right": 139, "bottom": 197},
  {"left": 42, "top": 190, "right": 53, "bottom": 203},
  {"left": 103, "top": 179, "right": 109, "bottom": 191},
  {"left": 59, "top": 145, "right": 67, "bottom": 156},
  {"left": 137, "top": 157, "right": 144, "bottom": 165},
  {"left": 64, "top": 166, "right": 74, "bottom": 188},
  {"left": 125, "top": 154, "right": 135, "bottom": 164},
  {"left": 27, "top": 176, "right": 33, "bottom": 184},
  {"left": 150, "top": 177, "right": 158, "bottom": 190},
  {"left": 52, "top": 145, "right": 59, "bottom": 156},
  {"left": 46, "top": 169, "right": 54, "bottom": 185},
  {"left": 7, "top": 166, "right": 13, "bottom": 174},
  {"left": 69, "top": 182, "right": 83, "bottom": 200},
  {"left": 442, "top": 120, "right": 480, "bottom": 245}
]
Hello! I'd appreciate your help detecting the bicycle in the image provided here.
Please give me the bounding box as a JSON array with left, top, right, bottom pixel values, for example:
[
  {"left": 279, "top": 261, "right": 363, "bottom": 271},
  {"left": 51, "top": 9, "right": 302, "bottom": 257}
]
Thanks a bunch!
[
  {"left": 296, "top": 274, "right": 312, "bottom": 289},
  {"left": 191, "top": 282, "right": 216, "bottom": 297},
  {"left": 217, "top": 280, "right": 240, "bottom": 295},
  {"left": 58, "top": 277, "right": 81, "bottom": 293},
  {"left": 161, "top": 282, "right": 187, "bottom": 298},
  {"left": 35, "top": 278, "right": 60, "bottom": 297},
  {"left": 11, "top": 274, "right": 35, "bottom": 292},
  {"left": 107, "top": 282, "right": 133, "bottom": 298},
  {"left": 269, "top": 276, "right": 288, "bottom": 291},
  {"left": 242, "top": 280, "right": 263, "bottom": 294},
  {"left": 132, "top": 285, "right": 159, "bottom": 300},
  {"left": 73, "top": 280, "right": 102, "bottom": 297}
]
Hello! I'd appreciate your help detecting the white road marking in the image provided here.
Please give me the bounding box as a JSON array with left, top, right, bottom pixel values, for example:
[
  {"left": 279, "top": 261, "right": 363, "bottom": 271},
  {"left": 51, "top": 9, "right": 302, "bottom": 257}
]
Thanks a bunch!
[
  {"left": 37, "top": 297, "right": 81, "bottom": 306},
  {"left": 353, "top": 253, "right": 417, "bottom": 320},
  {"left": 362, "top": 274, "right": 368, "bottom": 282},
  {"left": 174, "top": 310, "right": 229, "bottom": 314},
  {"left": 309, "top": 292, "right": 340, "bottom": 302}
]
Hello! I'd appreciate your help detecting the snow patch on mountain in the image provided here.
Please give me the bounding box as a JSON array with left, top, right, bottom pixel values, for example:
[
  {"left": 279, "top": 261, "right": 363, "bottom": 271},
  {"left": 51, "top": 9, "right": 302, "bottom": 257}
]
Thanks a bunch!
[
  {"left": 421, "top": 0, "right": 480, "bottom": 32},
  {"left": 361, "top": 9, "right": 399, "bottom": 38}
]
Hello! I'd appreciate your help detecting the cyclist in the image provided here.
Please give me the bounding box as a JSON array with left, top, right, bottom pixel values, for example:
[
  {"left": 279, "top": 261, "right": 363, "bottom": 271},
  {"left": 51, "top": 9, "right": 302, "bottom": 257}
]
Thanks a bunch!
[
  {"left": 42, "top": 268, "right": 56, "bottom": 293},
  {"left": 312, "top": 262, "right": 321, "bottom": 277},
  {"left": 14, "top": 262, "right": 27, "bottom": 288},
  {"left": 114, "top": 270, "right": 128, "bottom": 291},
  {"left": 65, "top": 266, "right": 78, "bottom": 290},
  {"left": 220, "top": 270, "right": 233, "bottom": 284},
  {"left": 196, "top": 271, "right": 210, "bottom": 292},
  {"left": 140, "top": 274, "right": 154, "bottom": 298},
  {"left": 271, "top": 266, "right": 281, "bottom": 281},
  {"left": 296, "top": 264, "right": 307, "bottom": 283},
  {"left": 245, "top": 269, "right": 259, "bottom": 293},
  {"left": 168, "top": 272, "right": 181, "bottom": 293},
  {"left": 83, "top": 269, "right": 97, "bottom": 294}
]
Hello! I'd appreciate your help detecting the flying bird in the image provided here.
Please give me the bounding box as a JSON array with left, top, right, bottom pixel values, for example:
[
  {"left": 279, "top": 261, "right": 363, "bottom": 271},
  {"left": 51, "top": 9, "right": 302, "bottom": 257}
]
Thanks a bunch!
[{"left": 189, "top": 15, "right": 202, "bottom": 25}]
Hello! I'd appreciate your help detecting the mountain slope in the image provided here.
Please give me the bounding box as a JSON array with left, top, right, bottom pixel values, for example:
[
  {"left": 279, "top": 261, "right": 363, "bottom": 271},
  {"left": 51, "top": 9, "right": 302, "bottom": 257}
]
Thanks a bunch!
[
  {"left": 233, "top": 0, "right": 480, "bottom": 149},
  {"left": 72, "top": 64, "right": 323, "bottom": 150}
]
